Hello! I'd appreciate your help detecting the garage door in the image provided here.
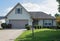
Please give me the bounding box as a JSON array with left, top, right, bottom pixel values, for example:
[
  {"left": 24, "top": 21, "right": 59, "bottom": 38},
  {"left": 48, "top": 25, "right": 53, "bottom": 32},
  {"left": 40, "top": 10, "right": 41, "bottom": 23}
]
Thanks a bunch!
[{"left": 9, "top": 20, "right": 28, "bottom": 29}]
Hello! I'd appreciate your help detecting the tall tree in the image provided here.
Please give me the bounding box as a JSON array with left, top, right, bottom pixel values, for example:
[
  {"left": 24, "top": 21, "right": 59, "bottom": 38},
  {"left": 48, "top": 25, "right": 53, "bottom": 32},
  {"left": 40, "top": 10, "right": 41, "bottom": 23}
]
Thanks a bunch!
[
  {"left": 55, "top": 13, "right": 59, "bottom": 17},
  {"left": 57, "top": 0, "right": 60, "bottom": 12},
  {"left": 55, "top": 13, "right": 60, "bottom": 26}
]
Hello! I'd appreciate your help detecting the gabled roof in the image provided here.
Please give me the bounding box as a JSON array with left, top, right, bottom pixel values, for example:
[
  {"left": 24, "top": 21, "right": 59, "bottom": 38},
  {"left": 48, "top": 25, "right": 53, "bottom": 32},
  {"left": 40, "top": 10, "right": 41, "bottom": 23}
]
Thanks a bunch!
[
  {"left": 29, "top": 12, "right": 56, "bottom": 19},
  {"left": 5, "top": 3, "right": 28, "bottom": 17},
  {"left": 5, "top": 3, "right": 56, "bottom": 19}
]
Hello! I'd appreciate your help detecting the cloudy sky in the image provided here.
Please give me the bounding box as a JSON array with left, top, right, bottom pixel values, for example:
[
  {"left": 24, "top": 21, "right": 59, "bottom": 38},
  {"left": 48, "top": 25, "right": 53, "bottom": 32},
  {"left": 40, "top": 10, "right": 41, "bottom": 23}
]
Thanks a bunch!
[{"left": 0, "top": 0, "right": 58, "bottom": 16}]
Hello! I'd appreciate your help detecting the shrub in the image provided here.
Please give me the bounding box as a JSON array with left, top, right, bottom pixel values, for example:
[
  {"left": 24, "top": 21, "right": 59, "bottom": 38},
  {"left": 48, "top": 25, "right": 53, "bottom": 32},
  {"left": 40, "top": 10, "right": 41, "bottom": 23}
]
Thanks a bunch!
[
  {"left": 34, "top": 25, "right": 41, "bottom": 29},
  {"left": 36, "top": 25, "right": 40, "bottom": 29},
  {"left": 0, "top": 28, "right": 3, "bottom": 30},
  {"left": 57, "top": 26, "right": 60, "bottom": 29},
  {"left": 34, "top": 25, "right": 36, "bottom": 29},
  {"left": 25, "top": 24, "right": 31, "bottom": 30},
  {"left": 1, "top": 23, "right": 7, "bottom": 29},
  {"left": 7, "top": 24, "right": 12, "bottom": 29},
  {"left": 25, "top": 24, "right": 28, "bottom": 26}
]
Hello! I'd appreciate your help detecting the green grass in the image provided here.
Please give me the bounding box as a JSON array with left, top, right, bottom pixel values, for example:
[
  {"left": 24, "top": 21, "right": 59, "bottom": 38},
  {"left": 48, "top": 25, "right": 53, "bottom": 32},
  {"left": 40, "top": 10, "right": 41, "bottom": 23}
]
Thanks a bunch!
[{"left": 15, "top": 29, "right": 60, "bottom": 41}]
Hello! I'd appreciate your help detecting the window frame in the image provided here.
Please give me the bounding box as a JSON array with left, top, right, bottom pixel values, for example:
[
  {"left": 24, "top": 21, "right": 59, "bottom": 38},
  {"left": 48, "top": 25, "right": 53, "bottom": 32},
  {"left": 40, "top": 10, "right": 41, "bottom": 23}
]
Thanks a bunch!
[{"left": 15, "top": 8, "right": 22, "bottom": 14}]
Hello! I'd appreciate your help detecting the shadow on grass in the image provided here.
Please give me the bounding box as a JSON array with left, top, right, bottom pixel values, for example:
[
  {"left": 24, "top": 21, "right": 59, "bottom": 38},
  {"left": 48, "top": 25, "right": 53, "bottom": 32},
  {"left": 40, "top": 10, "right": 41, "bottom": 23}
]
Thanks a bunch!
[{"left": 16, "top": 29, "right": 60, "bottom": 41}]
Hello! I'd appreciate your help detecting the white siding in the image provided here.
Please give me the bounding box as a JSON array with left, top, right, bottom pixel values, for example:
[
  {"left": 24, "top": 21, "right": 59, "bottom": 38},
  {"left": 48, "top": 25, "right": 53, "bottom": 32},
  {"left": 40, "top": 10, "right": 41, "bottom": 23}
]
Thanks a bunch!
[
  {"left": 0, "top": 21, "right": 2, "bottom": 28},
  {"left": 44, "top": 20, "right": 52, "bottom": 23},
  {"left": 38, "top": 20, "right": 43, "bottom": 26},
  {"left": 7, "top": 5, "right": 30, "bottom": 19},
  {"left": 44, "top": 20, "right": 52, "bottom": 26},
  {"left": 6, "top": 4, "right": 32, "bottom": 25},
  {"left": 53, "top": 20, "right": 56, "bottom": 26},
  {"left": 5, "top": 19, "right": 9, "bottom": 24},
  {"left": 38, "top": 19, "right": 56, "bottom": 26}
]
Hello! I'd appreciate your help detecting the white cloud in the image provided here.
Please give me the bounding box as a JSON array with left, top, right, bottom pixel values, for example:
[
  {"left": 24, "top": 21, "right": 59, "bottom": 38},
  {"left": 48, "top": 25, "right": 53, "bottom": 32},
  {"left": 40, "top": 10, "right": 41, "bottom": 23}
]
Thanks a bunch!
[
  {"left": 1, "top": 0, "right": 58, "bottom": 16},
  {"left": 2, "top": 7, "right": 13, "bottom": 16},
  {"left": 22, "top": 0, "right": 58, "bottom": 16},
  {"left": 0, "top": 7, "right": 13, "bottom": 16},
  {"left": 4, "top": 7, "right": 13, "bottom": 15},
  {"left": 6, "top": 7, "right": 13, "bottom": 12},
  {"left": 22, "top": 3, "right": 40, "bottom": 11}
]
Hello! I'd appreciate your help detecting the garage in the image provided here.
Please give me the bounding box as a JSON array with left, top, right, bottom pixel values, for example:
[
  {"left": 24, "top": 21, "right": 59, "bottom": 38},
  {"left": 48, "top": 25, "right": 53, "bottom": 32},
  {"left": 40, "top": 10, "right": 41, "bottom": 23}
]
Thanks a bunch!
[{"left": 9, "top": 20, "right": 28, "bottom": 29}]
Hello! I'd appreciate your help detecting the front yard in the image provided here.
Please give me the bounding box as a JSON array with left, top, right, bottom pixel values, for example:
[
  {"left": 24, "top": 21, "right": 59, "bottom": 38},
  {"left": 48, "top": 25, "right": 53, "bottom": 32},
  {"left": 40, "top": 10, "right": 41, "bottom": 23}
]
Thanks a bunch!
[{"left": 15, "top": 29, "right": 60, "bottom": 41}]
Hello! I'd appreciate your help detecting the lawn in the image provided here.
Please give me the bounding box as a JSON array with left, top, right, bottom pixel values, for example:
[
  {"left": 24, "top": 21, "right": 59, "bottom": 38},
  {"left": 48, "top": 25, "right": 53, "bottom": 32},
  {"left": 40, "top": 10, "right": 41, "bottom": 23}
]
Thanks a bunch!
[{"left": 15, "top": 29, "right": 60, "bottom": 41}]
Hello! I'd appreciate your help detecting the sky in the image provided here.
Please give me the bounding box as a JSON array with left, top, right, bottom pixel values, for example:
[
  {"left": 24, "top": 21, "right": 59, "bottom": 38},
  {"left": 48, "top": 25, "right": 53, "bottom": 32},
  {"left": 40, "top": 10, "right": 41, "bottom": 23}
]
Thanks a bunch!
[{"left": 0, "top": 0, "right": 58, "bottom": 16}]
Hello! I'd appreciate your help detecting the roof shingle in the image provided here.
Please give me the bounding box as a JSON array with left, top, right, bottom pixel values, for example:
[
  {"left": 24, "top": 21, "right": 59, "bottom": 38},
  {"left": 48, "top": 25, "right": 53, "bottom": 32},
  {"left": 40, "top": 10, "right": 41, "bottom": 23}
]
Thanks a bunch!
[{"left": 29, "top": 12, "right": 55, "bottom": 19}]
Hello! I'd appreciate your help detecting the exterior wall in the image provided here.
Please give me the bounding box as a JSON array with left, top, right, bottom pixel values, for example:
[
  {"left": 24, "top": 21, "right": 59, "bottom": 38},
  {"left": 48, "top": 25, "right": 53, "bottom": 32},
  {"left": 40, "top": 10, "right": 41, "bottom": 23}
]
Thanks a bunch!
[
  {"left": 53, "top": 20, "right": 56, "bottom": 26},
  {"left": 38, "top": 19, "right": 56, "bottom": 26},
  {"left": 28, "top": 18, "right": 33, "bottom": 25},
  {"left": 5, "top": 19, "right": 9, "bottom": 24},
  {"left": 0, "top": 21, "right": 2, "bottom": 28},
  {"left": 7, "top": 5, "right": 30, "bottom": 19},
  {"left": 44, "top": 20, "right": 52, "bottom": 26},
  {"left": 38, "top": 20, "right": 43, "bottom": 26},
  {"left": 6, "top": 5, "right": 32, "bottom": 25}
]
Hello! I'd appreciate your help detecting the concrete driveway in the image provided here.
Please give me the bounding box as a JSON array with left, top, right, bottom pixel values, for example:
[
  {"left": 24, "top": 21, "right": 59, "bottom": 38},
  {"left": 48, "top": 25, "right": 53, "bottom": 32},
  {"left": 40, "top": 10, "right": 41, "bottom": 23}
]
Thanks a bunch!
[{"left": 0, "top": 29, "right": 26, "bottom": 41}]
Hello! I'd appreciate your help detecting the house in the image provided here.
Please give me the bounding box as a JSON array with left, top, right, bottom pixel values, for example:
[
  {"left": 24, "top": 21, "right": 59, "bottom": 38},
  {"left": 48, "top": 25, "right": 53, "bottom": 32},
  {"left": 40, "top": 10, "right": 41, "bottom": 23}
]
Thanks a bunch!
[
  {"left": 0, "top": 16, "right": 5, "bottom": 28},
  {"left": 5, "top": 3, "right": 56, "bottom": 29}
]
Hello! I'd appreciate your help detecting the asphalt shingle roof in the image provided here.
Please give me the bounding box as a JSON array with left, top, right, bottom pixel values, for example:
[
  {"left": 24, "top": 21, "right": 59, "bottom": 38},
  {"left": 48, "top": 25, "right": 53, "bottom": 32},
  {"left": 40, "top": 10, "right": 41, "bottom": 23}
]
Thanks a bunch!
[{"left": 29, "top": 12, "right": 55, "bottom": 19}]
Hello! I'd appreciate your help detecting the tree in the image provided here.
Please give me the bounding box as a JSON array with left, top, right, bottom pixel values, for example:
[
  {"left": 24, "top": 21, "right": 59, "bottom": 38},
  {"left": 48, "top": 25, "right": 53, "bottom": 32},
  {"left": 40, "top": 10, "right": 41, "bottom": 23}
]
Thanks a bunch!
[
  {"left": 57, "top": 0, "right": 60, "bottom": 12},
  {"left": 55, "top": 13, "right": 60, "bottom": 17},
  {"left": 55, "top": 13, "right": 60, "bottom": 27}
]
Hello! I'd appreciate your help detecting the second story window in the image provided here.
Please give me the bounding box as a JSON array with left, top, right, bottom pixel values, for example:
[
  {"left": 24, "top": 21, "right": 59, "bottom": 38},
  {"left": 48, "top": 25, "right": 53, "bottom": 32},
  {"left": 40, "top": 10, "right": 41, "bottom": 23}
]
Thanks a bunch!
[
  {"left": 17, "top": 8, "right": 20, "bottom": 13},
  {"left": 15, "top": 8, "right": 22, "bottom": 14}
]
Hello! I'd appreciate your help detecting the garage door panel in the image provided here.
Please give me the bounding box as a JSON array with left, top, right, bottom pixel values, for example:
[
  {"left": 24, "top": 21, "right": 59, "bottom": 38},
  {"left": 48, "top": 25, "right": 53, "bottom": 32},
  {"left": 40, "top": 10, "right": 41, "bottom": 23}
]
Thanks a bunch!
[{"left": 9, "top": 20, "right": 28, "bottom": 29}]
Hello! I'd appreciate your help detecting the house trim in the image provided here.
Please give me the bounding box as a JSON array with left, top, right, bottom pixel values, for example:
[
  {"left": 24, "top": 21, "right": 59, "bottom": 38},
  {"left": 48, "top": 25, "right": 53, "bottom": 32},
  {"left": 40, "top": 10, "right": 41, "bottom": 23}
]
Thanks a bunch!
[
  {"left": 5, "top": 3, "right": 29, "bottom": 17},
  {"left": 32, "top": 18, "right": 56, "bottom": 20},
  {"left": 43, "top": 19, "right": 44, "bottom": 26},
  {"left": 52, "top": 20, "right": 53, "bottom": 26}
]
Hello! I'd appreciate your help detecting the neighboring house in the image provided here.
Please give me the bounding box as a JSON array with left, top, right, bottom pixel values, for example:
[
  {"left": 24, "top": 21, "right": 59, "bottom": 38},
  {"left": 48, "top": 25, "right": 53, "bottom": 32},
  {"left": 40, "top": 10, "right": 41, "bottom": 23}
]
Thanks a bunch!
[
  {"left": 0, "top": 21, "right": 2, "bottom": 28},
  {"left": 0, "top": 16, "right": 5, "bottom": 28},
  {"left": 5, "top": 3, "right": 56, "bottom": 29}
]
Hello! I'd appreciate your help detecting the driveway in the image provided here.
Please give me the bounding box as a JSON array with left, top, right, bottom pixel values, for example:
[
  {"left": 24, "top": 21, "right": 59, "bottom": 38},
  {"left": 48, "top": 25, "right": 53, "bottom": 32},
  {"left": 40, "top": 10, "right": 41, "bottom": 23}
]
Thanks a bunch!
[{"left": 0, "top": 29, "right": 26, "bottom": 41}]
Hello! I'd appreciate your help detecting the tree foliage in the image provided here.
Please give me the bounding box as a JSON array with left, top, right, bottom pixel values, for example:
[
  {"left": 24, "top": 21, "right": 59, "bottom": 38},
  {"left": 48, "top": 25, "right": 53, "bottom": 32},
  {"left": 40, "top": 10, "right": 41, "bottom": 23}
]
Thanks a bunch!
[
  {"left": 55, "top": 13, "right": 60, "bottom": 17},
  {"left": 57, "top": 0, "right": 60, "bottom": 3},
  {"left": 55, "top": 13, "right": 60, "bottom": 26},
  {"left": 57, "top": 0, "right": 60, "bottom": 12}
]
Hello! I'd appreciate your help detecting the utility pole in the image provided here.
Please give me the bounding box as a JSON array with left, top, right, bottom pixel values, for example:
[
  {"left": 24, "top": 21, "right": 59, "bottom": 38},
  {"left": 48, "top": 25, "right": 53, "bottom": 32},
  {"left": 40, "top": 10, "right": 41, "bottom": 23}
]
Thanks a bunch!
[{"left": 32, "top": 22, "right": 34, "bottom": 40}]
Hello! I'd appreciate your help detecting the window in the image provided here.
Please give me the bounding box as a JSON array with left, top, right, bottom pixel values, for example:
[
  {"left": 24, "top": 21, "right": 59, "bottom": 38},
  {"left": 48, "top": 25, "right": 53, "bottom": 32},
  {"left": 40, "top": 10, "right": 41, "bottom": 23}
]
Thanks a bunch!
[
  {"left": 17, "top": 8, "right": 20, "bottom": 13},
  {"left": 45, "top": 23, "right": 47, "bottom": 25},
  {"left": 49, "top": 23, "right": 51, "bottom": 25},
  {"left": 15, "top": 8, "right": 22, "bottom": 14},
  {"left": 44, "top": 23, "right": 52, "bottom": 26}
]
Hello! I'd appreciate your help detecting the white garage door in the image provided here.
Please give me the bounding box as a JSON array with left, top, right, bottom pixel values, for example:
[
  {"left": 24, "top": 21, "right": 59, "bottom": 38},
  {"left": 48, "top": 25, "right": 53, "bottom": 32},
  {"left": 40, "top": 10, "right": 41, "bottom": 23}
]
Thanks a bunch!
[{"left": 9, "top": 20, "right": 28, "bottom": 29}]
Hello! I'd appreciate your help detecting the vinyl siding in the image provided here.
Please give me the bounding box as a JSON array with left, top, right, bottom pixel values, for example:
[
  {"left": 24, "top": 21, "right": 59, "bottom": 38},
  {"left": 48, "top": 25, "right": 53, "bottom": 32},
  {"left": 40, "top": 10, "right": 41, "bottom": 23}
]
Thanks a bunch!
[
  {"left": 38, "top": 19, "right": 56, "bottom": 26},
  {"left": 6, "top": 5, "right": 32, "bottom": 25},
  {"left": 38, "top": 20, "right": 43, "bottom": 26}
]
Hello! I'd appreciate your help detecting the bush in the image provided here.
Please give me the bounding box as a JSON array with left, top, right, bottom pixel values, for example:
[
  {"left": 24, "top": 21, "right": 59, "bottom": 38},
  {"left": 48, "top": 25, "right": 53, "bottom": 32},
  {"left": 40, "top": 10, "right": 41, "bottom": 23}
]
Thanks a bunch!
[
  {"left": 1, "top": 23, "right": 7, "bottom": 29},
  {"left": 7, "top": 24, "right": 12, "bottom": 29},
  {"left": 0, "top": 28, "right": 3, "bottom": 30},
  {"left": 34, "top": 25, "right": 41, "bottom": 29},
  {"left": 25, "top": 24, "right": 28, "bottom": 26},
  {"left": 57, "top": 26, "right": 60, "bottom": 29},
  {"left": 25, "top": 24, "right": 31, "bottom": 30}
]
